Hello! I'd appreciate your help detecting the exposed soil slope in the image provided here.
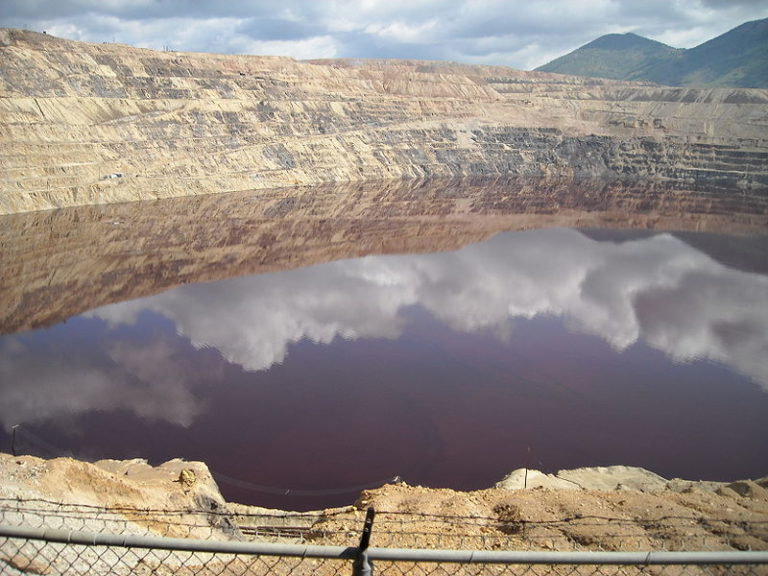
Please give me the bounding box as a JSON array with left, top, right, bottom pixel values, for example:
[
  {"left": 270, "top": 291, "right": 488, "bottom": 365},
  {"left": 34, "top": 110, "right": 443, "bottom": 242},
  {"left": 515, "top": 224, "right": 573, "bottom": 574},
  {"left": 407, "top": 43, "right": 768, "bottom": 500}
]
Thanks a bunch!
[{"left": 1, "top": 453, "right": 766, "bottom": 554}]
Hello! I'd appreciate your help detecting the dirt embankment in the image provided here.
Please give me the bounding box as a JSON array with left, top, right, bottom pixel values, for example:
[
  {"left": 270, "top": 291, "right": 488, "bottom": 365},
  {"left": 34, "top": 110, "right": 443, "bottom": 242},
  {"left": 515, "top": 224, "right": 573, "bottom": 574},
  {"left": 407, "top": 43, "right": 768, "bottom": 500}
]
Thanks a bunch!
[
  {"left": 1, "top": 28, "right": 767, "bottom": 214},
  {"left": 1, "top": 453, "right": 766, "bottom": 553}
]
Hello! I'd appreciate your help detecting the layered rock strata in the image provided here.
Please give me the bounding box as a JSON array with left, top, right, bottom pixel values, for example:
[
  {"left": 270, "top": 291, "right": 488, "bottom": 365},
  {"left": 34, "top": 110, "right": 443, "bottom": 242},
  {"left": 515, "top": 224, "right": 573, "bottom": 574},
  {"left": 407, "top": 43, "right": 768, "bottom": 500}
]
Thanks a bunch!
[{"left": 1, "top": 29, "right": 767, "bottom": 214}]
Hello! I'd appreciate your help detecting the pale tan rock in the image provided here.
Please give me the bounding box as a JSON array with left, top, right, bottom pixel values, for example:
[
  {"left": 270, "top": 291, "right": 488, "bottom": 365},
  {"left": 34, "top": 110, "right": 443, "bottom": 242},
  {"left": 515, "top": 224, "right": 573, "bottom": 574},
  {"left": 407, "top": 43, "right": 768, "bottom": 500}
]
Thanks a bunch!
[
  {"left": 1, "top": 28, "right": 766, "bottom": 215},
  {"left": 495, "top": 465, "right": 671, "bottom": 492},
  {"left": 2, "top": 452, "right": 767, "bottom": 554},
  {"left": 0, "top": 452, "right": 236, "bottom": 539}
]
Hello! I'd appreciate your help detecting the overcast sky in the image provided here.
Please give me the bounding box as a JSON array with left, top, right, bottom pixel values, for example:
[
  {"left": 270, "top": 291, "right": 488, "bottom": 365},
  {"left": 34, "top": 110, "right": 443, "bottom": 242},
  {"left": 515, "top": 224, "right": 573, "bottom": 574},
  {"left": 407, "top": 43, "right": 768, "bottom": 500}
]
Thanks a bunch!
[{"left": 0, "top": 1, "right": 766, "bottom": 70}]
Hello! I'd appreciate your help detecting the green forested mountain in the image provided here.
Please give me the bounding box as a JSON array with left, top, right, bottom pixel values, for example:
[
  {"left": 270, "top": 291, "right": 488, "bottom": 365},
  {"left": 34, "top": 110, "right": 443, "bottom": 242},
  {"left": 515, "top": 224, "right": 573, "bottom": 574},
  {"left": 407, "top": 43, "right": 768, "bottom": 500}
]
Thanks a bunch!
[{"left": 536, "top": 18, "right": 768, "bottom": 88}]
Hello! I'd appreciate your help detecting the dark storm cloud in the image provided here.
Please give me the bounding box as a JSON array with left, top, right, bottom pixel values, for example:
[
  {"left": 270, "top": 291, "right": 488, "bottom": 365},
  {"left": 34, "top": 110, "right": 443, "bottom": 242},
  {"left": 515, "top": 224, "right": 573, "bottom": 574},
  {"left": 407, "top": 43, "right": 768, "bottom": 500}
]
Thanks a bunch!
[{"left": 1, "top": 1, "right": 766, "bottom": 68}]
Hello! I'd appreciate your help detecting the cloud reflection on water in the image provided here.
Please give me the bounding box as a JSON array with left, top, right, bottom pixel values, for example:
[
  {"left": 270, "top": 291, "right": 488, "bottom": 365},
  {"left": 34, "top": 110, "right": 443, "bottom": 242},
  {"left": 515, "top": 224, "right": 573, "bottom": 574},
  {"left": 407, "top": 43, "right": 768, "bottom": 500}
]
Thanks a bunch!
[
  {"left": 0, "top": 336, "right": 203, "bottom": 432},
  {"left": 89, "top": 228, "right": 768, "bottom": 389},
  {"left": 2, "top": 227, "right": 767, "bottom": 433}
]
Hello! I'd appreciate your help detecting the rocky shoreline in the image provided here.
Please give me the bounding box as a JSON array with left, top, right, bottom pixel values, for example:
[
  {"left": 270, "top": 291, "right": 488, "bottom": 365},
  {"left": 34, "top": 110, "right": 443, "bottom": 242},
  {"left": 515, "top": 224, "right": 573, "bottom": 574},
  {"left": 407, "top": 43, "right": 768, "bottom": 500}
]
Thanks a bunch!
[{"left": 1, "top": 452, "right": 766, "bottom": 552}]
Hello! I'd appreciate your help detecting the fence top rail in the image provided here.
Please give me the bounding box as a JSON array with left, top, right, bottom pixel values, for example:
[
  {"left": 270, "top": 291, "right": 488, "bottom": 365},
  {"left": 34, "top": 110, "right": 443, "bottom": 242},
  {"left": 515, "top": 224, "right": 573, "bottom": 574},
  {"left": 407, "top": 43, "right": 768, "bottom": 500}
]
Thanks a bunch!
[
  {"left": 365, "top": 547, "right": 768, "bottom": 565},
  {"left": 2, "top": 523, "right": 767, "bottom": 566}
]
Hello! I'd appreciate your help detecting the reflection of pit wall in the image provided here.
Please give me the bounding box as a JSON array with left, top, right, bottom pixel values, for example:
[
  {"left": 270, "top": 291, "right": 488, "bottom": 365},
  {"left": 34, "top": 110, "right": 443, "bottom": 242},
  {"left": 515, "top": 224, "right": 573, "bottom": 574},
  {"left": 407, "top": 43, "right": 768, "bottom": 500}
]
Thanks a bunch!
[{"left": 3, "top": 176, "right": 767, "bottom": 336}]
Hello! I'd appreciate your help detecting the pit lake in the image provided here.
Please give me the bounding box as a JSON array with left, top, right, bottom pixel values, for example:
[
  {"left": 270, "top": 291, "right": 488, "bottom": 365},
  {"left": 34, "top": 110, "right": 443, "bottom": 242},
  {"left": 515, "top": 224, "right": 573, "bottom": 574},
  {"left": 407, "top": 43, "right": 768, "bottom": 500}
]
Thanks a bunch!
[{"left": 1, "top": 179, "right": 767, "bottom": 510}]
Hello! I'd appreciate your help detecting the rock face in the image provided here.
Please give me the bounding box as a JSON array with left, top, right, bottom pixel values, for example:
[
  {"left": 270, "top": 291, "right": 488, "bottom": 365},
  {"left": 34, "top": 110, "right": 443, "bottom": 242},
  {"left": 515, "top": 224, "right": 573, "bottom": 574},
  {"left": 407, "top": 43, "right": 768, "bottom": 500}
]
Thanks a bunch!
[
  {"left": 497, "top": 465, "right": 676, "bottom": 492},
  {"left": 0, "top": 453, "right": 238, "bottom": 540},
  {"left": 1, "top": 28, "right": 767, "bottom": 214}
]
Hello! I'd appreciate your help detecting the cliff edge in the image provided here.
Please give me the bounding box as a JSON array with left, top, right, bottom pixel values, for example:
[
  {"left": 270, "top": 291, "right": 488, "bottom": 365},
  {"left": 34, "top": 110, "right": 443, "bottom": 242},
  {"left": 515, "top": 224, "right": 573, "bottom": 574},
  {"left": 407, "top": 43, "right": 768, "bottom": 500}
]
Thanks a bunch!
[{"left": 1, "top": 29, "right": 767, "bottom": 214}]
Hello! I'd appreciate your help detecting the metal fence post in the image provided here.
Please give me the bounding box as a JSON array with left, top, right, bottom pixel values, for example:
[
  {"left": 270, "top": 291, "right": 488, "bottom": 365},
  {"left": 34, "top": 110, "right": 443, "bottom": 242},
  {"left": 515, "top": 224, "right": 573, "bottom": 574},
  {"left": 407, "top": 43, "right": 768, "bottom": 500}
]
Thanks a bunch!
[
  {"left": 352, "top": 507, "right": 375, "bottom": 576},
  {"left": 11, "top": 425, "right": 19, "bottom": 456}
]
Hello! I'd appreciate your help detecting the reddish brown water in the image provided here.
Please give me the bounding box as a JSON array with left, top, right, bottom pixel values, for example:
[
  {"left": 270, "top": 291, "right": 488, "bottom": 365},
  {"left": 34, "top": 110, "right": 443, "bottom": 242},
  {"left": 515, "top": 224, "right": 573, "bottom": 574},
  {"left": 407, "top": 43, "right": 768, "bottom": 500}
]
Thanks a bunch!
[{"left": 2, "top": 228, "right": 767, "bottom": 510}]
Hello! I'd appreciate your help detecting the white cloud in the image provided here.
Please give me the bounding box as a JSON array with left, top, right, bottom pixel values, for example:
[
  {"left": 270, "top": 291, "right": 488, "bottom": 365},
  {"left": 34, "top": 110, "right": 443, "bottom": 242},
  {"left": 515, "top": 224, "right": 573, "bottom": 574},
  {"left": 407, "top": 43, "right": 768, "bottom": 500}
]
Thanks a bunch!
[
  {"left": 1, "top": 0, "right": 765, "bottom": 69},
  {"left": 236, "top": 36, "right": 339, "bottom": 59},
  {"left": 90, "top": 256, "right": 417, "bottom": 371},
  {"left": 654, "top": 25, "right": 717, "bottom": 48},
  {"left": 0, "top": 336, "right": 203, "bottom": 432},
  {"left": 365, "top": 19, "right": 439, "bottom": 44},
  {"left": 89, "top": 230, "right": 768, "bottom": 390}
]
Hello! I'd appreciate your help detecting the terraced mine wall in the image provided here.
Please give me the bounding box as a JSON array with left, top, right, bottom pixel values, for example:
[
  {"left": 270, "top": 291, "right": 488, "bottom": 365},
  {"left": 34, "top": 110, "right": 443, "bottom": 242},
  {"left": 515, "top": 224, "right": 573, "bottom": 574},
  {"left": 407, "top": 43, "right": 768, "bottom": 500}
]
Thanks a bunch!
[{"left": 1, "top": 28, "right": 767, "bottom": 214}]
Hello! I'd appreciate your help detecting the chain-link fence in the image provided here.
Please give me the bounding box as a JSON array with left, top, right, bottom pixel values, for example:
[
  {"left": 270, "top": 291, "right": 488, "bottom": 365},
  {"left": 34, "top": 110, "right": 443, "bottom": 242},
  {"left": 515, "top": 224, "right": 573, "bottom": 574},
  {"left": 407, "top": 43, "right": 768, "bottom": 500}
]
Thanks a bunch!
[
  {"left": 4, "top": 497, "right": 766, "bottom": 551},
  {"left": 1, "top": 498, "right": 766, "bottom": 575}
]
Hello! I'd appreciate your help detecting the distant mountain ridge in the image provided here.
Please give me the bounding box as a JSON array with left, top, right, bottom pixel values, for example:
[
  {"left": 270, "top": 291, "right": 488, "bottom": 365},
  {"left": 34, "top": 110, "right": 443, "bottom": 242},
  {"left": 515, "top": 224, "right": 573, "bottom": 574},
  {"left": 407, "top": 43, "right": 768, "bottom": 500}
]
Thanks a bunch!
[{"left": 536, "top": 18, "right": 768, "bottom": 88}]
